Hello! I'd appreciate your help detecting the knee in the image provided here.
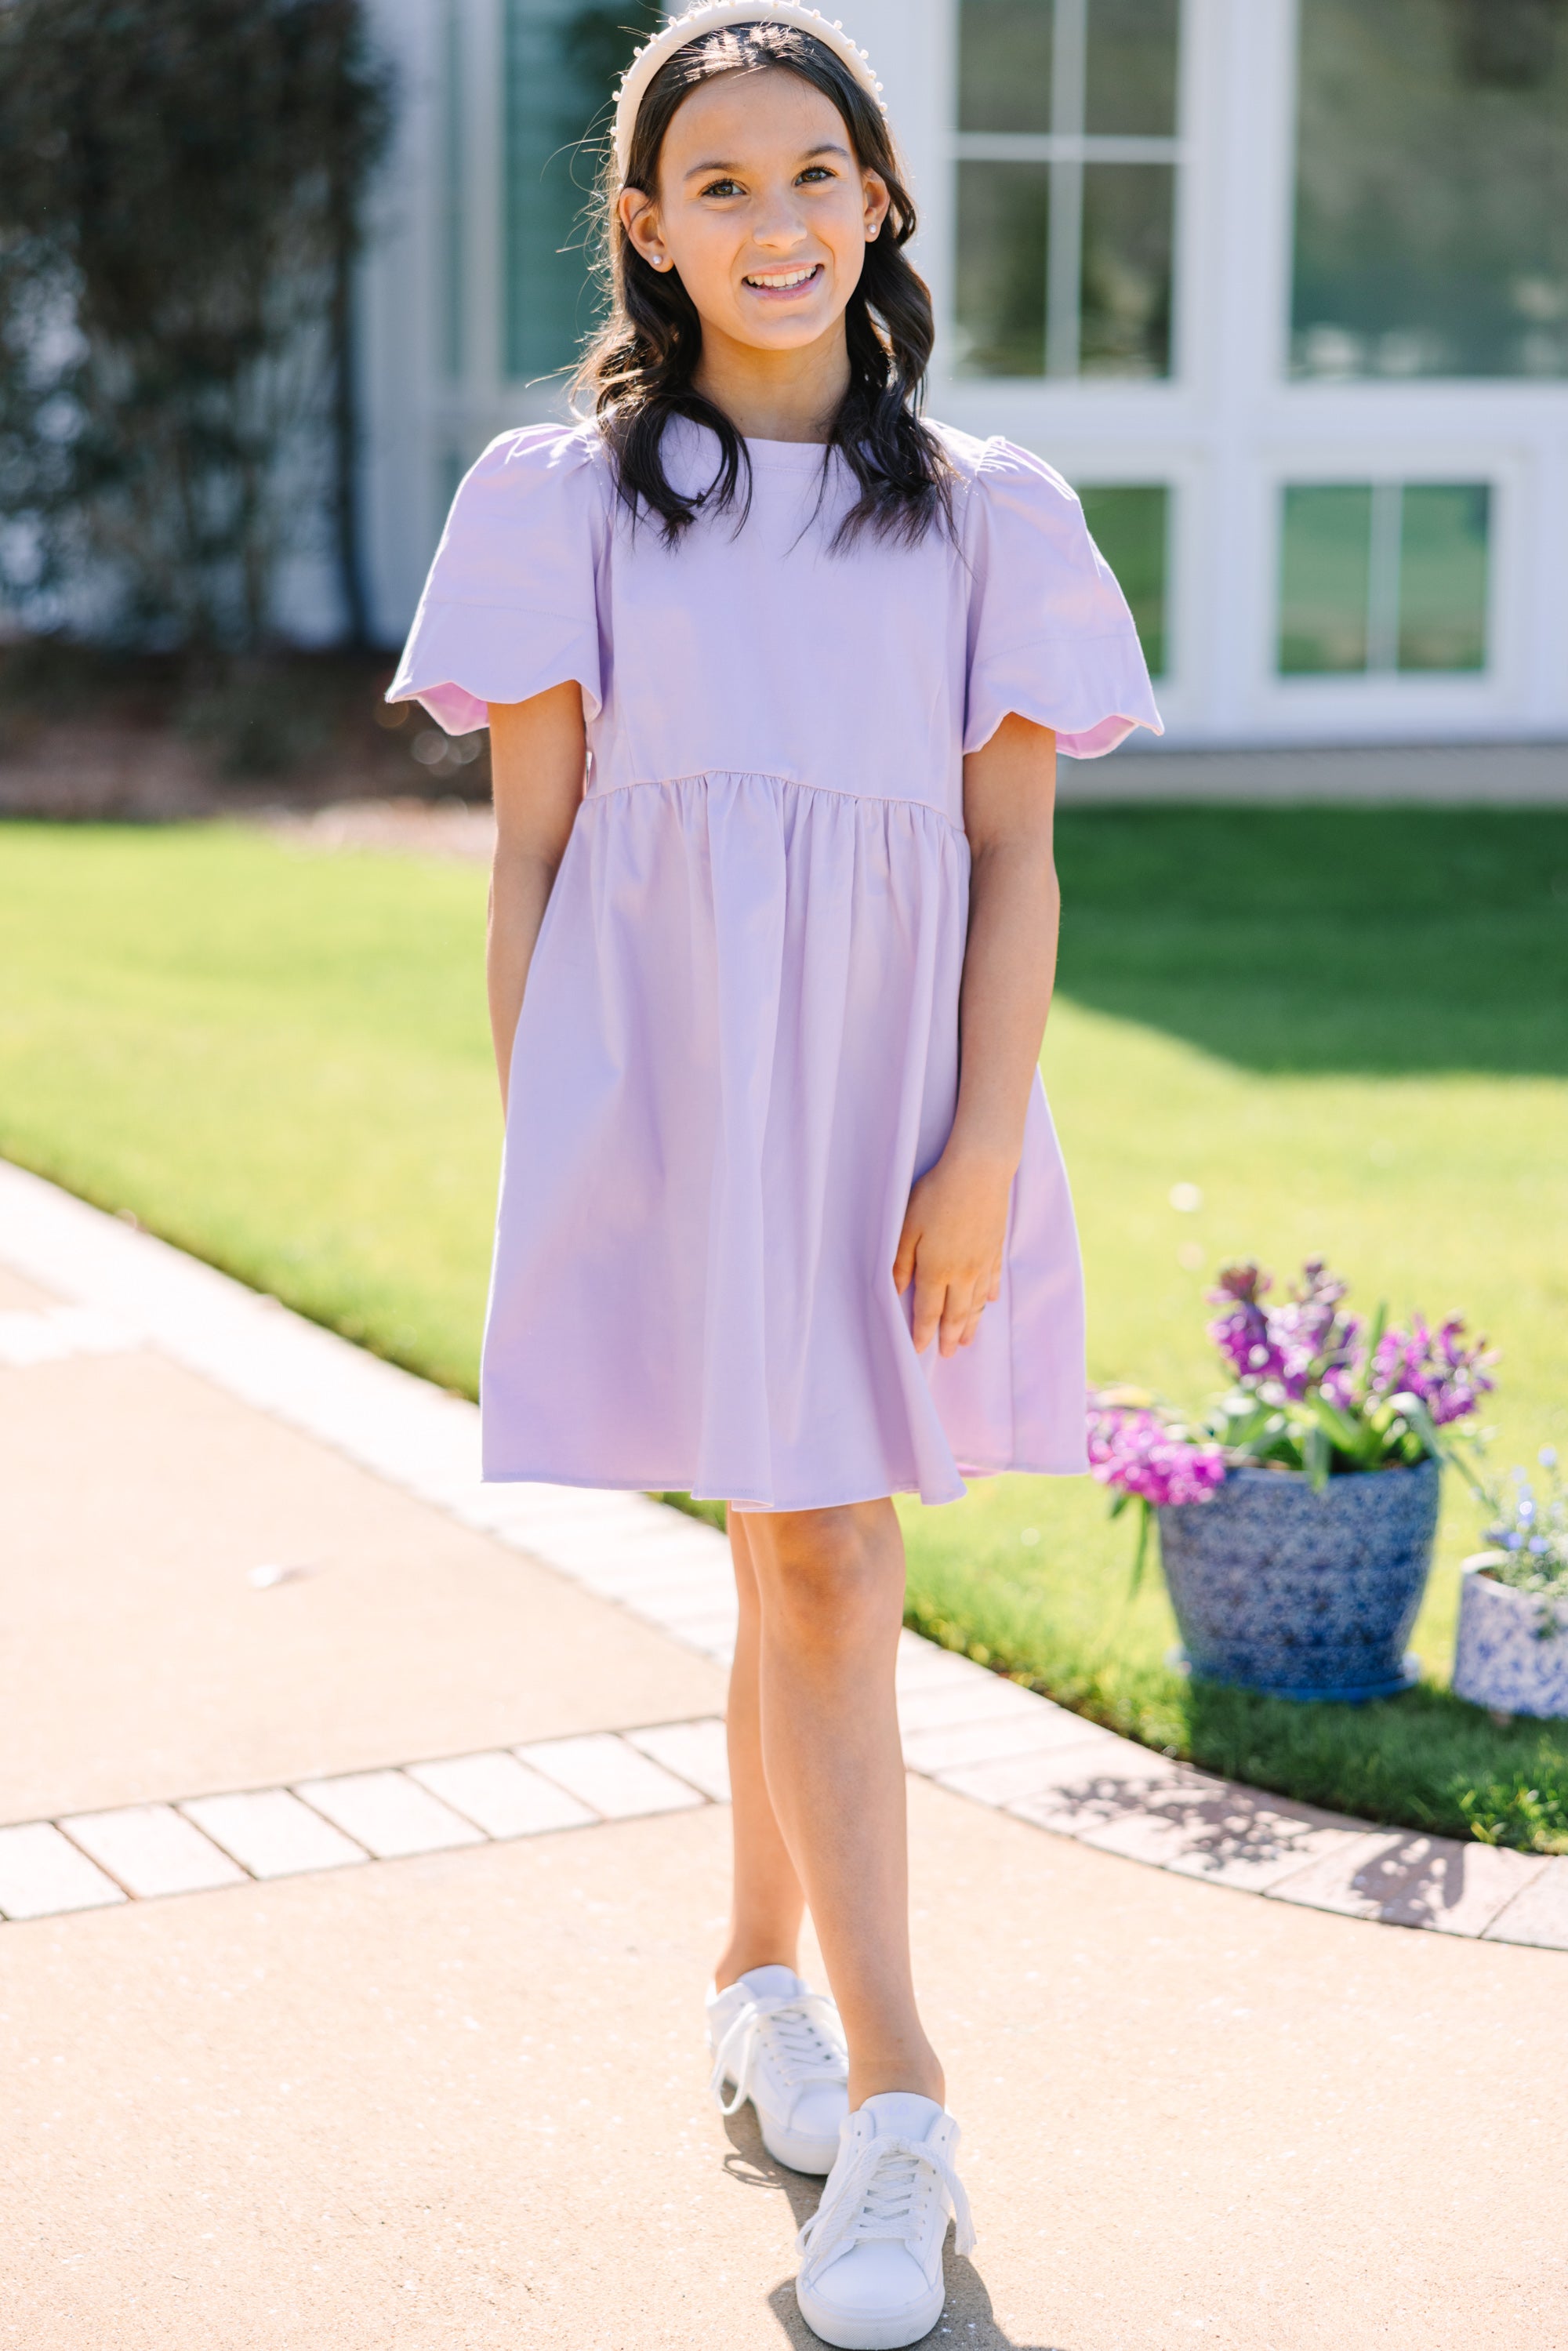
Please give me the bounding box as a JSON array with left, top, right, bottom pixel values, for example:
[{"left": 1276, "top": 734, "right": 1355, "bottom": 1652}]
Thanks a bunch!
[{"left": 748, "top": 1508, "right": 900, "bottom": 1652}]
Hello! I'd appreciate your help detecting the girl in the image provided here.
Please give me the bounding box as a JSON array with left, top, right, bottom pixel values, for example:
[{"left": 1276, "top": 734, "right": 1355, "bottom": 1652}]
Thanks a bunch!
[{"left": 390, "top": 6, "right": 1160, "bottom": 2342}]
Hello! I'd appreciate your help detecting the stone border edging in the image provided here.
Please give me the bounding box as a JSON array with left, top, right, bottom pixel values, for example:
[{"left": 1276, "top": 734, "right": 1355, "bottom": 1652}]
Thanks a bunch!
[
  {"left": 0, "top": 1721, "right": 731, "bottom": 1922},
  {"left": 2, "top": 1157, "right": 1564, "bottom": 1952}
]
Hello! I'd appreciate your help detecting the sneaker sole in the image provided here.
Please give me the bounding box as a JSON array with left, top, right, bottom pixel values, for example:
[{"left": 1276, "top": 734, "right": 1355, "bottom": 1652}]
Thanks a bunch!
[
  {"left": 711, "top": 2062, "right": 842, "bottom": 2175},
  {"left": 794, "top": 2272, "right": 946, "bottom": 2349}
]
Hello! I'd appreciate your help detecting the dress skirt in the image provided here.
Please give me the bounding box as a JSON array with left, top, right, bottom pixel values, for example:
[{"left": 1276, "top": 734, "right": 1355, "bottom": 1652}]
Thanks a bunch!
[{"left": 481, "top": 769, "right": 1087, "bottom": 1511}]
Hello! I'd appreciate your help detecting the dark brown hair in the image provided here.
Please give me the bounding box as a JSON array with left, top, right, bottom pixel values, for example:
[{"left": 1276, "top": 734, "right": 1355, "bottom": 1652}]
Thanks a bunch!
[{"left": 573, "top": 20, "right": 953, "bottom": 550}]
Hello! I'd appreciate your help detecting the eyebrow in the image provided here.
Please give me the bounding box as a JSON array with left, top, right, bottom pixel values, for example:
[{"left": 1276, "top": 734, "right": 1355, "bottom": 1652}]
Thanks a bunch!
[{"left": 683, "top": 141, "right": 852, "bottom": 181}]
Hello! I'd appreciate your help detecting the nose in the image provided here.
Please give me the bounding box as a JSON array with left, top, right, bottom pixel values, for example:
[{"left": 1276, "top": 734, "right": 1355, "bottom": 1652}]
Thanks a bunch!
[{"left": 747, "top": 187, "right": 811, "bottom": 255}]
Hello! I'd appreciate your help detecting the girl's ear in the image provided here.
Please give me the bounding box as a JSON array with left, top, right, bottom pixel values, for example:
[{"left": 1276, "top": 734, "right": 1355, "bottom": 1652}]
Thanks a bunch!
[
  {"left": 619, "top": 187, "right": 673, "bottom": 270},
  {"left": 862, "top": 169, "right": 891, "bottom": 244}
]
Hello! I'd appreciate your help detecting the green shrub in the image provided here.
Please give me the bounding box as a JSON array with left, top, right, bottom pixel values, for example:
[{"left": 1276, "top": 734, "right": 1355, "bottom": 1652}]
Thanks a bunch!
[{"left": 0, "top": 0, "right": 390, "bottom": 650}]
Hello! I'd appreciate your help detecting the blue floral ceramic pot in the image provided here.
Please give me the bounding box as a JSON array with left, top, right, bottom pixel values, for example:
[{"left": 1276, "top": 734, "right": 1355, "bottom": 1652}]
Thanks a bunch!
[
  {"left": 1452, "top": 1556, "right": 1568, "bottom": 1718},
  {"left": 1156, "top": 1460, "right": 1441, "bottom": 1703}
]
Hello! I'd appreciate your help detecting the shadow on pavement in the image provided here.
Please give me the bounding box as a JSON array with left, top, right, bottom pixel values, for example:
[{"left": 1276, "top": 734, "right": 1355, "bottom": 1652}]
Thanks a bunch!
[
  {"left": 1053, "top": 805, "right": 1568, "bottom": 1077},
  {"left": 1007, "top": 1763, "right": 1329, "bottom": 1877},
  {"left": 722, "top": 2104, "right": 822, "bottom": 2233}
]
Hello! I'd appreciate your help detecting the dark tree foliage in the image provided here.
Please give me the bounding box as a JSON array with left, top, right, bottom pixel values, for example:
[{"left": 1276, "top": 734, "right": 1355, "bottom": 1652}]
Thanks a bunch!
[
  {"left": 1455, "top": 0, "right": 1567, "bottom": 90},
  {"left": 0, "top": 0, "right": 391, "bottom": 651}
]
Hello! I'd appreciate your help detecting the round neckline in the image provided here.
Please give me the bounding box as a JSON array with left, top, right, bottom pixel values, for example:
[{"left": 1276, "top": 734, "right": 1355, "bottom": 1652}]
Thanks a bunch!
[{"left": 741, "top": 435, "right": 834, "bottom": 468}]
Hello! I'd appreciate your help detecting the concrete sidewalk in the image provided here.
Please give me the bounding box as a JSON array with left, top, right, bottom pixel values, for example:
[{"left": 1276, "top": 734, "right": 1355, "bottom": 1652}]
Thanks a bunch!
[{"left": 3, "top": 1170, "right": 1567, "bottom": 2346}]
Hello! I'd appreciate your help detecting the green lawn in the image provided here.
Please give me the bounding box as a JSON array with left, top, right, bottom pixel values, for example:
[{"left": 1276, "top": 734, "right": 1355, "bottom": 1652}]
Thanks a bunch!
[
  {"left": 0, "top": 822, "right": 498, "bottom": 1395},
  {"left": 3, "top": 809, "right": 1567, "bottom": 1847}
]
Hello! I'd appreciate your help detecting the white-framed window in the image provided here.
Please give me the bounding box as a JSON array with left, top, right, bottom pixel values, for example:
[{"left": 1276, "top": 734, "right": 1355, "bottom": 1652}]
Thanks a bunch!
[
  {"left": 1077, "top": 483, "right": 1171, "bottom": 677},
  {"left": 1276, "top": 481, "right": 1493, "bottom": 677},
  {"left": 952, "top": 0, "right": 1187, "bottom": 379},
  {"left": 500, "top": 1, "right": 662, "bottom": 383},
  {"left": 438, "top": 0, "right": 466, "bottom": 382},
  {"left": 1291, "top": 0, "right": 1568, "bottom": 383}
]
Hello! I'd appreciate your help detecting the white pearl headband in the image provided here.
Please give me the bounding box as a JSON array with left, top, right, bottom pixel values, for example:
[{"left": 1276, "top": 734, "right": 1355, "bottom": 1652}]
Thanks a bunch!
[{"left": 613, "top": 2, "right": 887, "bottom": 181}]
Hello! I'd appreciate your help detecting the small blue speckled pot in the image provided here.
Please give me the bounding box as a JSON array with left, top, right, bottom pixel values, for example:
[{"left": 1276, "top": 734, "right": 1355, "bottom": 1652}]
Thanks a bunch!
[
  {"left": 1156, "top": 1460, "right": 1441, "bottom": 1703},
  {"left": 1452, "top": 1557, "right": 1568, "bottom": 1718}
]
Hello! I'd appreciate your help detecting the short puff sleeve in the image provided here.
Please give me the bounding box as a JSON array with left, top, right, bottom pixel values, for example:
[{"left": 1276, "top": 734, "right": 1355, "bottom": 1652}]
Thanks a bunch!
[
  {"left": 963, "top": 438, "right": 1163, "bottom": 761},
  {"left": 387, "top": 424, "right": 607, "bottom": 737}
]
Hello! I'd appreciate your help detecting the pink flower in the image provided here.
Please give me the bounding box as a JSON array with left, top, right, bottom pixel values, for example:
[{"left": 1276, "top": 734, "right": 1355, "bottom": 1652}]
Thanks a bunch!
[
  {"left": 1206, "top": 1261, "right": 1283, "bottom": 1387},
  {"left": 1098, "top": 1257, "right": 1494, "bottom": 1506},
  {"left": 1087, "top": 1402, "right": 1226, "bottom": 1509},
  {"left": 1207, "top": 1257, "right": 1360, "bottom": 1402},
  {"left": 1370, "top": 1312, "right": 1495, "bottom": 1426}
]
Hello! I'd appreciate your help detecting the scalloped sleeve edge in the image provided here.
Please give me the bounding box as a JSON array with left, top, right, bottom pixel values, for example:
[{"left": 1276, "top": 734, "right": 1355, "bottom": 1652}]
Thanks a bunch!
[
  {"left": 964, "top": 630, "right": 1164, "bottom": 762},
  {"left": 386, "top": 603, "right": 603, "bottom": 738}
]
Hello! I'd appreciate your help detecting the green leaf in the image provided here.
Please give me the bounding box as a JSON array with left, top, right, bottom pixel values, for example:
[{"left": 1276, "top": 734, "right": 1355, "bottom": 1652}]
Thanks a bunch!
[
  {"left": 1309, "top": 1392, "right": 1366, "bottom": 1457},
  {"left": 1393, "top": 1389, "right": 1447, "bottom": 1466},
  {"left": 1259, "top": 1431, "right": 1308, "bottom": 1474},
  {"left": 1129, "top": 1497, "right": 1152, "bottom": 1598},
  {"left": 1363, "top": 1300, "right": 1388, "bottom": 1377},
  {"left": 1304, "top": 1421, "right": 1332, "bottom": 1493}
]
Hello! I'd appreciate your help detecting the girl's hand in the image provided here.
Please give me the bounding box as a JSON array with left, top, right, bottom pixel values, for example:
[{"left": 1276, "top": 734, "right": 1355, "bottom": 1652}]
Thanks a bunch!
[{"left": 892, "top": 1148, "right": 1013, "bottom": 1357}]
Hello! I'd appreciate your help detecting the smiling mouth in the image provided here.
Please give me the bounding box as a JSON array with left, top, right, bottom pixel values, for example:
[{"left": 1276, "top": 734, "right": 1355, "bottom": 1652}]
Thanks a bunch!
[{"left": 742, "top": 263, "right": 823, "bottom": 292}]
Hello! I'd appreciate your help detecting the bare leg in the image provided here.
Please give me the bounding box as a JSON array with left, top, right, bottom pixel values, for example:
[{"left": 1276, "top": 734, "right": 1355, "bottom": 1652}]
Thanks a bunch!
[
  {"left": 730, "top": 1498, "right": 943, "bottom": 2110},
  {"left": 715, "top": 1509, "right": 808, "bottom": 1987}
]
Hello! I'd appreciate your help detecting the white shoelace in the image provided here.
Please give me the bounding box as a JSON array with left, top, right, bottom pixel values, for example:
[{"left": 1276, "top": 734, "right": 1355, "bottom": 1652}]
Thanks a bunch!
[
  {"left": 710, "top": 1989, "right": 848, "bottom": 2120},
  {"left": 796, "top": 2129, "right": 976, "bottom": 2280}
]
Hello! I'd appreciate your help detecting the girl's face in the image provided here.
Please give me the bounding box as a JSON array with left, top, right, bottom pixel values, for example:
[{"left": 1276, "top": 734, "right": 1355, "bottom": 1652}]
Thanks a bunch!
[{"left": 619, "top": 68, "right": 891, "bottom": 360}]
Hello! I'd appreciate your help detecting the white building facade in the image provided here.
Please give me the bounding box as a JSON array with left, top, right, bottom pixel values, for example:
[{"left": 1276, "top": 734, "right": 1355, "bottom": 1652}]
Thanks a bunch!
[{"left": 355, "top": 0, "right": 1568, "bottom": 748}]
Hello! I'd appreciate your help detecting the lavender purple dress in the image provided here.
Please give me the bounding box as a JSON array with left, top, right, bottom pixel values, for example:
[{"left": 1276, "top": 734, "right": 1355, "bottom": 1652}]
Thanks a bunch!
[{"left": 390, "top": 418, "right": 1160, "bottom": 1511}]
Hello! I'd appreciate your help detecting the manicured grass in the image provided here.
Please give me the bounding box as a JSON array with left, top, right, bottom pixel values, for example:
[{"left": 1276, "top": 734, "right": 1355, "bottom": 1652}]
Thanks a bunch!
[
  {"left": 0, "top": 822, "right": 499, "bottom": 1394},
  {"left": 3, "top": 809, "right": 1566, "bottom": 1846}
]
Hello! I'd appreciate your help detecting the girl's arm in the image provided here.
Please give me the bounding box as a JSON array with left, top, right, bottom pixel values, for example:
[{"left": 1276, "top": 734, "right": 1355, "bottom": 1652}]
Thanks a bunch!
[
  {"left": 485, "top": 683, "right": 588, "bottom": 1112},
  {"left": 892, "top": 713, "right": 1060, "bottom": 1357}
]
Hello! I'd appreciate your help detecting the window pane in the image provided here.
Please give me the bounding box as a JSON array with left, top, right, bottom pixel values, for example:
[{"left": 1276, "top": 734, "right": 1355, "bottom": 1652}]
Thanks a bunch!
[
  {"left": 1079, "top": 485, "right": 1169, "bottom": 676},
  {"left": 959, "top": 0, "right": 1053, "bottom": 132},
  {"left": 1080, "top": 163, "right": 1173, "bottom": 376},
  {"left": 956, "top": 161, "right": 1049, "bottom": 376},
  {"left": 1293, "top": 0, "right": 1568, "bottom": 379},
  {"left": 1085, "top": 0, "right": 1181, "bottom": 136},
  {"left": 1279, "top": 487, "right": 1373, "bottom": 674},
  {"left": 1398, "top": 485, "right": 1490, "bottom": 672},
  {"left": 503, "top": 2, "right": 659, "bottom": 380},
  {"left": 440, "top": 0, "right": 464, "bottom": 379}
]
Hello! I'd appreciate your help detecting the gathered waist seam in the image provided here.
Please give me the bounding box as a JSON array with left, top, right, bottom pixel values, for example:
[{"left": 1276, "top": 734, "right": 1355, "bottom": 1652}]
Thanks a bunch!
[{"left": 583, "top": 768, "right": 966, "bottom": 839}]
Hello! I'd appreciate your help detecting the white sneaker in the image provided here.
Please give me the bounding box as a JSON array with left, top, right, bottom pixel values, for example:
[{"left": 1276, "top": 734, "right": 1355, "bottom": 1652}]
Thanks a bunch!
[
  {"left": 707, "top": 1965, "right": 850, "bottom": 2175},
  {"left": 794, "top": 2092, "right": 974, "bottom": 2351}
]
